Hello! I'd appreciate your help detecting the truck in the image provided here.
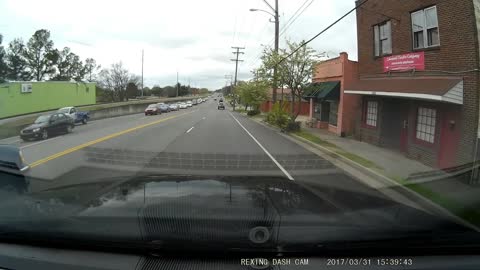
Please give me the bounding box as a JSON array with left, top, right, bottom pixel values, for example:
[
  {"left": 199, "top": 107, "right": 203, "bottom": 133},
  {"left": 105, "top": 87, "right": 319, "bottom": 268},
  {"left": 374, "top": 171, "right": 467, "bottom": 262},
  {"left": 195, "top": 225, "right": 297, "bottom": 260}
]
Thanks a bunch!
[{"left": 57, "top": 106, "right": 90, "bottom": 124}]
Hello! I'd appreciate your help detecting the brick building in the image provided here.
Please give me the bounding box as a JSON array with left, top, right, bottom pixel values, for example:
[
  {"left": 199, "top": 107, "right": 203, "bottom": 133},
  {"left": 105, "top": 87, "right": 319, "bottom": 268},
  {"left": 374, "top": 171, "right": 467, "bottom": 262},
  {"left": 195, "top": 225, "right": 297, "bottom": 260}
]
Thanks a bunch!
[
  {"left": 345, "top": 0, "right": 480, "bottom": 168},
  {"left": 305, "top": 52, "right": 361, "bottom": 136}
]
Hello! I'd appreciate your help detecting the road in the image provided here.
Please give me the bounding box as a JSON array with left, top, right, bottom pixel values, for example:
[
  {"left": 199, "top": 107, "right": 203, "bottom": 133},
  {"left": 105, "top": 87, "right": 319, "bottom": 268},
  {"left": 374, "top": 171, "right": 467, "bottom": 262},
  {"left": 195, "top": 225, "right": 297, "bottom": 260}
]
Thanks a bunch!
[{"left": 2, "top": 99, "right": 397, "bottom": 207}]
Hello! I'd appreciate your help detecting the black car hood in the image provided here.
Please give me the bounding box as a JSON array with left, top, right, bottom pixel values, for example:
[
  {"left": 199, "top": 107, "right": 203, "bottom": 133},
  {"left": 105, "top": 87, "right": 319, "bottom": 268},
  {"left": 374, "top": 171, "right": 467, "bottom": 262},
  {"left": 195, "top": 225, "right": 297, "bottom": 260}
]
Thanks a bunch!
[
  {"left": 0, "top": 174, "right": 471, "bottom": 251},
  {"left": 23, "top": 123, "right": 47, "bottom": 130}
]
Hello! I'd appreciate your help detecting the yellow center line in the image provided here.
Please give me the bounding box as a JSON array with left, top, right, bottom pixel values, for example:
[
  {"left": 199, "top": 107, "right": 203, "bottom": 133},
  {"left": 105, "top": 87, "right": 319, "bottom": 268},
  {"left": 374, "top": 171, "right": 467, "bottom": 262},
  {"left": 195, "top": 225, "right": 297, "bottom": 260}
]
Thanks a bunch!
[{"left": 29, "top": 111, "right": 192, "bottom": 168}]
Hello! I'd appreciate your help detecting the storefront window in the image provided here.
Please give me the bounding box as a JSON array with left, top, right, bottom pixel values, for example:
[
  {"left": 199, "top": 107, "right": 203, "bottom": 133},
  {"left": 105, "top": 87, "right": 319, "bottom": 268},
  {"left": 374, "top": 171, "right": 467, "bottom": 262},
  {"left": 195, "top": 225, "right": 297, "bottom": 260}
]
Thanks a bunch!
[
  {"left": 416, "top": 107, "right": 436, "bottom": 143},
  {"left": 329, "top": 101, "right": 338, "bottom": 126},
  {"left": 365, "top": 101, "right": 378, "bottom": 127}
]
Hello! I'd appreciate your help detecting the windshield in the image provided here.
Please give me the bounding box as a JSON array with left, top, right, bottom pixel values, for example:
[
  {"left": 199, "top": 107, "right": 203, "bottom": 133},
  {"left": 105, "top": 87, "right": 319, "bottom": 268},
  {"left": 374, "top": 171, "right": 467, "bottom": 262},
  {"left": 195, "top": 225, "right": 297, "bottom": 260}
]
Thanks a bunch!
[
  {"left": 58, "top": 108, "right": 69, "bottom": 113},
  {"left": 34, "top": 115, "right": 50, "bottom": 124},
  {"left": 1, "top": 0, "right": 480, "bottom": 258}
]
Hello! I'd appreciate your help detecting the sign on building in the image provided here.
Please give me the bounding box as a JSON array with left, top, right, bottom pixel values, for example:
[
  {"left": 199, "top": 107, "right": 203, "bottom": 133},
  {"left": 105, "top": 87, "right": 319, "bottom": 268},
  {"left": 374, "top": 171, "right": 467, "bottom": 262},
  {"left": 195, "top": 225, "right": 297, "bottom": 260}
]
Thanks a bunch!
[
  {"left": 21, "top": 84, "right": 32, "bottom": 93},
  {"left": 383, "top": 52, "right": 425, "bottom": 72}
]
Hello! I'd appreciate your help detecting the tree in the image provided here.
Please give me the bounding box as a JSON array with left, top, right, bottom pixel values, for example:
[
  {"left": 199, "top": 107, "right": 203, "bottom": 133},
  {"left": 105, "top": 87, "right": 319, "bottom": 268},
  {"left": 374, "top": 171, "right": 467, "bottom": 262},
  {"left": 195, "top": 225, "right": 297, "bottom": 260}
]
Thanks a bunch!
[
  {"left": 237, "top": 80, "right": 268, "bottom": 111},
  {"left": 151, "top": 85, "right": 163, "bottom": 96},
  {"left": 0, "top": 34, "right": 6, "bottom": 82},
  {"left": 6, "top": 38, "right": 30, "bottom": 81},
  {"left": 258, "top": 40, "right": 317, "bottom": 119},
  {"left": 98, "top": 62, "right": 133, "bottom": 102},
  {"left": 23, "top": 29, "right": 58, "bottom": 81},
  {"left": 126, "top": 82, "right": 139, "bottom": 99},
  {"left": 84, "top": 58, "right": 100, "bottom": 81},
  {"left": 52, "top": 47, "right": 84, "bottom": 81}
]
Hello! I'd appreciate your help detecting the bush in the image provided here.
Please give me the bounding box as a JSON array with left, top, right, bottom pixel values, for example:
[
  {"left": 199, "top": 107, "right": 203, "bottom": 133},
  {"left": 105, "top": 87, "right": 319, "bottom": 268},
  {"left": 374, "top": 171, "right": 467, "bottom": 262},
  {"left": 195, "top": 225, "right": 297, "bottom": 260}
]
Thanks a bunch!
[
  {"left": 247, "top": 109, "right": 260, "bottom": 116},
  {"left": 285, "top": 121, "right": 301, "bottom": 132},
  {"left": 264, "top": 102, "right": 291, "bottom": 130}
]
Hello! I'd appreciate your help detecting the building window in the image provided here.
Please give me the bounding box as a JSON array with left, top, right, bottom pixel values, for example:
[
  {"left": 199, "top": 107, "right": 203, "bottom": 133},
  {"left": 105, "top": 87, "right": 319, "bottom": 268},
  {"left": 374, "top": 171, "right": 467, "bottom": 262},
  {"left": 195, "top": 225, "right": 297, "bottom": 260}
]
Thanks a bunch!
[
  {"left": 374, "top": 21, "right": 392, "bottom": 56},
  {"left": 411, "top": 6, "right": 440, "bottom": 49},
  {"left": 416, "top": 107, "right": 436, "bottom": 143},
  {"left": 365, "top": 101, "right": 378, "bottom": 127},
  {"left": 329, "top": 101, "right": 338, "bottom": 126}
]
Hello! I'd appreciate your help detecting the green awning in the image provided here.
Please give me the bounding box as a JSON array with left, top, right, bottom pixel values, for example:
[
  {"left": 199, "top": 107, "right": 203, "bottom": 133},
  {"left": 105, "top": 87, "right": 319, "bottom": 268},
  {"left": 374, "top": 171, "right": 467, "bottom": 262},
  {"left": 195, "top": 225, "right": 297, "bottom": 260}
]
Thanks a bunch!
[{"left": 303, "top": 81, "right": 340, "bottom": 101}]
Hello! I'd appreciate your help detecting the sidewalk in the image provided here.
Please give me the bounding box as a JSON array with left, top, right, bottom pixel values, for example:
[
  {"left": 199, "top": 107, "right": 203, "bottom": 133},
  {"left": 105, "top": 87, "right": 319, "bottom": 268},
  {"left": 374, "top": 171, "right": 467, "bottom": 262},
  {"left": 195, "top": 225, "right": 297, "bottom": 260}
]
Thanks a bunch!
[
  {"left": 294, "top": 118, "right": 480, "bottom": 228},
  {"left": 300, "top": 124, "right": 432, "bottom": 179}
]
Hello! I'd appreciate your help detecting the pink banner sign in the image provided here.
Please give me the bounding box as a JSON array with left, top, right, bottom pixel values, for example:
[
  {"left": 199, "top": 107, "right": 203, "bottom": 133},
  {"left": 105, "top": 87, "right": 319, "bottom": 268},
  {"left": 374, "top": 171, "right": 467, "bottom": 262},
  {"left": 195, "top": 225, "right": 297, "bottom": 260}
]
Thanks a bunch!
[{"left": 383, "top": 52, "right": 425, "bottom": 72}]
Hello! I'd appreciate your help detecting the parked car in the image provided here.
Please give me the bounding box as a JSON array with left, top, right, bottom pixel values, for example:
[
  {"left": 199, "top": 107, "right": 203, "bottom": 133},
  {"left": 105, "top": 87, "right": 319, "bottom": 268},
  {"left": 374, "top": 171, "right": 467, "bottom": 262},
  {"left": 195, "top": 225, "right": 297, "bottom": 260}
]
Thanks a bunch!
[
  {"left": 192, "top": 99, "right": 198, "bottom": 105},
  {"left": 20, "top": 113, "right": 74, "bottom": 141},
  {"left": 0, "top": 145, "right": 30, "bottom": 176},
  {"left": 213, "top": 97, "right": 217, "bottom": 101},
  {"left": 186, "top": 101, "right": 193, "bottom": 107},
  {"left": 197, "top": 98, "right": 203, "bottom": 103},
  {"left": 57, "top": 106, "right": 89, "bottom": 124},
  {"left": 169, "top": 103, "right": 179, "bottom": 111},
  {"left": 218, "top": 101, "right": 225, "bottom": 110},
  {"left": 179, "top": 102, "right": 188, "bottom": 109},
  {"left": 157, "top": 103, "right": 171, "bottom": 113},
  {"left": 145, "top": 104, "right": 160, "bottom": 115}
]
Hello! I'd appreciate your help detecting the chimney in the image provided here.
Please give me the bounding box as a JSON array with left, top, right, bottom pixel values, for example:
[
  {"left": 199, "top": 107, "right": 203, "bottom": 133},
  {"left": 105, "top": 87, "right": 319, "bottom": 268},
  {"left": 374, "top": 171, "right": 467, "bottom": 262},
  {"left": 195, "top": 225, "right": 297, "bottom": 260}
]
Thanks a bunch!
[{"left": 340, "top": 52, "right": 348, "bottom": 62}]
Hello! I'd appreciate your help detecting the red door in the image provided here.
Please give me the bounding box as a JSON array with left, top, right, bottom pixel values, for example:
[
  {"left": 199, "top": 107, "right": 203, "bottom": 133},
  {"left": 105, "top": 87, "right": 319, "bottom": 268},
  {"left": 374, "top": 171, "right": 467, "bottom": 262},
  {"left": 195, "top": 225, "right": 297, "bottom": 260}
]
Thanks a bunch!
[
  {"left": 438, "top": 109, "right": 460, "bottom": 169},
  {"left": 400, "top": 117, "right": 409, "bottom": 153}
]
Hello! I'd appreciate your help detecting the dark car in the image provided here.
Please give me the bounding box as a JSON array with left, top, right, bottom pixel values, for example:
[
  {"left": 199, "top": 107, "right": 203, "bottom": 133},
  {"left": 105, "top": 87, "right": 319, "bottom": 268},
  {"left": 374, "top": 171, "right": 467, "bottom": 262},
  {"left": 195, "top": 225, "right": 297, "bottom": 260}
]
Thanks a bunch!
[
  {"left": 157, "top": 103, "right": 171, "bottom": 113},
  {"left": 20, "top": 113, "right": 74, "bottom": 141},
  {"left": 218, "top": 101, "right": 225, "bottom": 110},
  {"left": 144, "top": 104, "right": 160, "bottom": 115}
]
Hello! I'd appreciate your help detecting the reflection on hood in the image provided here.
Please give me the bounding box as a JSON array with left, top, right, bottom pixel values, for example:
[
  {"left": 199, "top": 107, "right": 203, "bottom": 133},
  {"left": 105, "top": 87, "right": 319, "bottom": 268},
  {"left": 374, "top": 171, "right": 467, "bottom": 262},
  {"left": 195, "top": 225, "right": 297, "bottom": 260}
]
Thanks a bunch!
[{"left": 0, "top": 168, "right": 471, "bottom": 251}]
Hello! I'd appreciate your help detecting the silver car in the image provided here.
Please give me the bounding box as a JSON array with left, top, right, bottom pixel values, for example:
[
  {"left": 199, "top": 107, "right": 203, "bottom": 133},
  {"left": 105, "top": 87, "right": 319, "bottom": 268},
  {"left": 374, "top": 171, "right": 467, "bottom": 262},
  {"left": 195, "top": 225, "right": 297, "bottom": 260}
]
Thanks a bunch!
[{"left": 169, "top": 103, "right": 179, "bottom": 111}]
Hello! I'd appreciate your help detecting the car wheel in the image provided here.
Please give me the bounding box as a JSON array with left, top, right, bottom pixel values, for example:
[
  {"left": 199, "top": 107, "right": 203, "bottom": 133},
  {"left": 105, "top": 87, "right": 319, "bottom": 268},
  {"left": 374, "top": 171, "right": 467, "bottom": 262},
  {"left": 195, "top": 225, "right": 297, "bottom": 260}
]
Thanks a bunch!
[
  {"left": 41, "top": 129, "right": 48, "bottom": 140},
  {"left": 66, "top": 125, "right": 73, "bottom": 134},
  {"left": 82, "top": 118, "right": 88, "bottom": 124}
]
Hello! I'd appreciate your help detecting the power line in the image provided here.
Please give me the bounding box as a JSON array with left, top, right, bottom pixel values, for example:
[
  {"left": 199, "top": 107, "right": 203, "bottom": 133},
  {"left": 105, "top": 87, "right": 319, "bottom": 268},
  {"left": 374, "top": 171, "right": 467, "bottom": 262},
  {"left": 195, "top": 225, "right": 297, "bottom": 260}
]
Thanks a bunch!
[
  {"left": 278, "top": 0, "right": 370, "bottom": 65},
  {"left": 280, "top": 0, "right": 314, "bottom": 37}
]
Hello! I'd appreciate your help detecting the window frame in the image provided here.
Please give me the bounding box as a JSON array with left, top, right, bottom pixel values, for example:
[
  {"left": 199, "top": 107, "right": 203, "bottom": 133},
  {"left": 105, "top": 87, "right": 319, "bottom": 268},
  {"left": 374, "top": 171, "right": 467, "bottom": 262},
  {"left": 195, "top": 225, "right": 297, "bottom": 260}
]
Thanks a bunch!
[
  {"left": 373, "top": 20, "right": 392, "bottom": 57},
  {"left": 414, "top": 106, "right": 437, "bottom": 146},
  {"left": 411, "top": 6, "right": 440, "bottom": 50},
  {"left": 362, "top": 100, "right": 379, "bottom": 129}
]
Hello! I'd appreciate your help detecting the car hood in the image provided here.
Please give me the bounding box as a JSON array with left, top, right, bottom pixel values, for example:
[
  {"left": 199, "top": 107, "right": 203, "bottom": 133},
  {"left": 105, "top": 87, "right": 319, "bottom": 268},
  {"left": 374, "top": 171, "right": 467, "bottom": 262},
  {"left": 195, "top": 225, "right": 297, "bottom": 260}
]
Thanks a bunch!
[
  {"left": 23, "top": 123, "right": 47, "bottom": 130},
  {"left": 0, "top": 174, "right": 471, "bottom": 251}
]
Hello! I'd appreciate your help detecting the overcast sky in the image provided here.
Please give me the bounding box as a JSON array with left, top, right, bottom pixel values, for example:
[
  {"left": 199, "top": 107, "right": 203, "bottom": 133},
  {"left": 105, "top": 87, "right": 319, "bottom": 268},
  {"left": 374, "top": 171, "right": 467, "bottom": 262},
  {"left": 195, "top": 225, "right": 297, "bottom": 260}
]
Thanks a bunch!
[{"left": 0, "top": 0, "right": 358, "bottom": 90}]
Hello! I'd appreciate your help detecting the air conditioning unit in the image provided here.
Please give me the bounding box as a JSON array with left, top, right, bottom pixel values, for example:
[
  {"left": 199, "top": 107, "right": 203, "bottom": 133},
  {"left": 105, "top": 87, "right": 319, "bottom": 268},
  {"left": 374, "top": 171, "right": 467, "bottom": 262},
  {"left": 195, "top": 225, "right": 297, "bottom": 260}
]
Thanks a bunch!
[{"left": 21, "top": 84, "right": 32, "bottom": 93}]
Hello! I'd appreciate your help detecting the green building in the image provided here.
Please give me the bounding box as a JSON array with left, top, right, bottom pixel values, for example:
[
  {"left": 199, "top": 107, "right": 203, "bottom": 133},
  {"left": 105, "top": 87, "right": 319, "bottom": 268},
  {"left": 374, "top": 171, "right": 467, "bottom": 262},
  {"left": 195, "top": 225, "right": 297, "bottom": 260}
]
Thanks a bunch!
[{"left": 0, "top": 81, "right": 96, "bottom": 119}]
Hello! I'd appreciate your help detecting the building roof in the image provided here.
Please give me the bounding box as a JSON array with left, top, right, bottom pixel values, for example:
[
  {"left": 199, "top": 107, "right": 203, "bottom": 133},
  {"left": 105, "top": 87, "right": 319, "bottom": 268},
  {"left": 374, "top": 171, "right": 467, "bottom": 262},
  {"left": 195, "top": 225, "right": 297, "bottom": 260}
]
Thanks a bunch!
[{"left": 344, "top": 77, "right": 464, "bottom": 105}]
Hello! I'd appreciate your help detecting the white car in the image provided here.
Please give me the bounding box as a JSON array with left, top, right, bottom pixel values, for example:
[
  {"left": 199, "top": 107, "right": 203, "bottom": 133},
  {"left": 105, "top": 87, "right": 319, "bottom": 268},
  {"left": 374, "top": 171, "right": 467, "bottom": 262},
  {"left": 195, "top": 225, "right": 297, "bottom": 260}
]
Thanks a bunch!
[
  {"left": 169, "top": 103, "right": 179, "bottom": 111},
  {"left": 186, "top": 101, "right": 193, "bottom": 107},
  {"left": 197, "top": 98, "right": 203, "bottom": 103},
  {"left": 179, "top": 102, "right": 188, "bottom": 109}
]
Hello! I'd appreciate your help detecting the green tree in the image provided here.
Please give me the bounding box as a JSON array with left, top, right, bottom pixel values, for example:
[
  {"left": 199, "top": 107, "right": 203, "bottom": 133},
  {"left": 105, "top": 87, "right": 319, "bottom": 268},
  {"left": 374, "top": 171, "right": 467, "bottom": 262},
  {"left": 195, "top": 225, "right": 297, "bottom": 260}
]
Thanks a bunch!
[
  {"left": 23, "top": 29, "right": 58, "bottom": 81},
  {"left": 0, "top": 34, "right": 6, "bottom": 82},
  {"left": 126, "top": 82, "right": 139, "bottom": 99},
  {"left": 151, "top": 85, "right": 163, "bottom": 96},
  {"left": 258, "top": 39, "right": 317, "bottom": 119},
  {"left": 6, "top": 38, "right": 30, "bottom": 81},
  {"left": 237, "top": 80, "right": 268, "bottom": 111}
]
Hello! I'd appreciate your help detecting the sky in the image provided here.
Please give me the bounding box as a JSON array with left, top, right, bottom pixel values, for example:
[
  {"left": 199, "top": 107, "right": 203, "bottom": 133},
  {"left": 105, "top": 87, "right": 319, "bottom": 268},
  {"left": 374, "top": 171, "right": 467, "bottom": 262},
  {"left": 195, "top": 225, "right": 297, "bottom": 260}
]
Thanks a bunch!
[{"left": 0, "top": 0, "right": 358, "bottom": 90}]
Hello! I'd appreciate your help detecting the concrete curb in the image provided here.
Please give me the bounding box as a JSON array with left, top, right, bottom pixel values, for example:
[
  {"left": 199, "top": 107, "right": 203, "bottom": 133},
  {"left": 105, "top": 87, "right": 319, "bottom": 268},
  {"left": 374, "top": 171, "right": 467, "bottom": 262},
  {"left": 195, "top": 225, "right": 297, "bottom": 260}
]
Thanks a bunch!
[{"left": 247, "top": 116, "right": 480, "bottom": 232}]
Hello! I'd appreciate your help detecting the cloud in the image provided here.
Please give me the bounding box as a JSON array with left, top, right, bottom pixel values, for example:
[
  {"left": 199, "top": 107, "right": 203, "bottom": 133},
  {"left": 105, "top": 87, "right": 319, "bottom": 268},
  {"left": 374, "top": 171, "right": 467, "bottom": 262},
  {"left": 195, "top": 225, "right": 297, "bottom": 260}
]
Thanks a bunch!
[{"left": 0, "top": 0, "right": 359, "bottom": 90}]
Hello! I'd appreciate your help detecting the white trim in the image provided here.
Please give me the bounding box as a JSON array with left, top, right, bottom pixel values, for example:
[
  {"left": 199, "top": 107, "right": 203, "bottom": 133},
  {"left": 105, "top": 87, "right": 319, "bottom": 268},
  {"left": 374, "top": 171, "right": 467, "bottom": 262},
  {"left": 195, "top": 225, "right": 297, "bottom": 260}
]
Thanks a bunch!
[{"left": 344, "top": 90, "right": 463, "bottom": 104}]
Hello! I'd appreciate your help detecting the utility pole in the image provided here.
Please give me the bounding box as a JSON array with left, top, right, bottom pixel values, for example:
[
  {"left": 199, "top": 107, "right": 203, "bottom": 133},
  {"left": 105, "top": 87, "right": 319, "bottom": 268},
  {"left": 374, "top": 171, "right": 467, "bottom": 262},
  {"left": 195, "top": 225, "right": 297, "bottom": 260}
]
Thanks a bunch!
[
  {"left": 273, "top": 0, "right": 279, "bottom": 103},
  {"left": 176, "top": 71, "right": 179, "bottom": 97},
  {"left": 141, "top": 49, "right": 144, "bottom": 97},
  {"left": 231, "top": 47, "right": 245, "bottom": 111}
]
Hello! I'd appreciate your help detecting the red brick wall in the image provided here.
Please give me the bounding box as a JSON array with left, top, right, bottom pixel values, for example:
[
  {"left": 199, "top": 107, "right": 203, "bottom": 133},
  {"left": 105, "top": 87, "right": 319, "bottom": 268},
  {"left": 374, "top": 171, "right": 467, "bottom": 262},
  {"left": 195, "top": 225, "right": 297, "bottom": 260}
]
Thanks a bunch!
[
  {"left": 260, "top": 101, "right": 310, "bottom": 116},
  {"left": 356, "top": 0, "right": 480, "bottom": 166}
]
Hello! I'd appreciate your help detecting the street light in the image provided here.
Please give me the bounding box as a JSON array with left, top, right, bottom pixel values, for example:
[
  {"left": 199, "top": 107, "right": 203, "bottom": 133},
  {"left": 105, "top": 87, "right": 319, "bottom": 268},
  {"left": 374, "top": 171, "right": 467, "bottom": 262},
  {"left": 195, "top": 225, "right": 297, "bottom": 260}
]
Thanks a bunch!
[
  {"left": 249, "top": 8, "right": 275, "bottom": 18},
  {"left": 249, "top": 0, "right": 279, "bottom": 104}
]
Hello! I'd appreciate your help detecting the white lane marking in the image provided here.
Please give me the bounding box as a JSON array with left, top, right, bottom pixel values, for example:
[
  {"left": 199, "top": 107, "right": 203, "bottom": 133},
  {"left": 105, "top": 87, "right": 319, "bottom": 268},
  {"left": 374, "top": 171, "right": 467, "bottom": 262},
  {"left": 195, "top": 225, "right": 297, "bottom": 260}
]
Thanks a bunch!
[
  {"left": 20, "top": 136, "right": 63, "bottom": 149},
  {"left": 186, "top": 127, "right": 194, "bottom": 133},
  {"left": 229, "top": 112, "right": 294, "bottom": 181}
]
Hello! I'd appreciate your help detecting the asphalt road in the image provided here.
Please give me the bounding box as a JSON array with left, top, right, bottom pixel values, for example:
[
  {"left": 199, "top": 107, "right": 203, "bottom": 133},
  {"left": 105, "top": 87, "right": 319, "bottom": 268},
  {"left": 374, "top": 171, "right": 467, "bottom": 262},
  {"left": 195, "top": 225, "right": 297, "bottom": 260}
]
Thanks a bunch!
[{"left": 2, "top": 99, "right": 393, "bottom": 206}]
